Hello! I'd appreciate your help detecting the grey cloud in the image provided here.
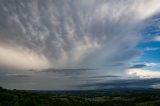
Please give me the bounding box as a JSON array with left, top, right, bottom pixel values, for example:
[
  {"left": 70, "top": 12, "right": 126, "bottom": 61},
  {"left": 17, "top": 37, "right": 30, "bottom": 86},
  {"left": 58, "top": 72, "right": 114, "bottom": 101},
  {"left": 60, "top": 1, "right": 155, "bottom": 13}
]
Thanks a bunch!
[
  {"left": 41, "top": 68, "right": 94, "bottom": 72},
  {"left": 5, "top": 74, "right": 31, "bottom": 78},
  {"left": 129, "top": 64, "right": 147, "bottom": 69},
  {"left": 129, "top": 63, "right": 157, "bottom": 69},
  {"left": 80, "top": 78, "right": 160, "bottom": 90},
  {"left": 40, "top": 68, "right": 95, "bottom": 77},
  {"left": 0, "top": 0, "right": 144, "bottom": 70},
  {"left": 0, "top": 67, "right": 120, "bottom": 90},
  {"left": 89, "top": 75, "right": 120, "bottom": 79},
  {"left": 0, "top": 0, "right": 160, "bottom": 90}
]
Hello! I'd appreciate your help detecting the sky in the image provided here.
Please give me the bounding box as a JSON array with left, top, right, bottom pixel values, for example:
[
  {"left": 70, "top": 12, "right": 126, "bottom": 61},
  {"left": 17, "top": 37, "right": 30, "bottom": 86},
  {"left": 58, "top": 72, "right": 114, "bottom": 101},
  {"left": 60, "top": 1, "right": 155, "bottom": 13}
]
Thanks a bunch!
[{"left": 0, "top": 0, "right": 160, "bottom": 90}]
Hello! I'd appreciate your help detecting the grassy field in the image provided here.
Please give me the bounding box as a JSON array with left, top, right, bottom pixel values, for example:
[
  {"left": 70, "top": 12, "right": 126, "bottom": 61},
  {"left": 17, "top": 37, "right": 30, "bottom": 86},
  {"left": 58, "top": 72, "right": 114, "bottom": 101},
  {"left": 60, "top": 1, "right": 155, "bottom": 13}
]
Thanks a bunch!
[{"left": 1, "top": 87, "right": 160, "bottom": 106}]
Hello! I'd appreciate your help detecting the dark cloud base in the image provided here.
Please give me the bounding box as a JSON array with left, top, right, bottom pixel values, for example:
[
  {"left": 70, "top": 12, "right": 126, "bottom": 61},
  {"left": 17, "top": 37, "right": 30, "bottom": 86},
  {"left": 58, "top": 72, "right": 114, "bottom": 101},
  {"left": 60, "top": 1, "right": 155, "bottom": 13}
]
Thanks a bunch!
[{"left": 80, "top": 78, "right": 160, "bottom": 90}]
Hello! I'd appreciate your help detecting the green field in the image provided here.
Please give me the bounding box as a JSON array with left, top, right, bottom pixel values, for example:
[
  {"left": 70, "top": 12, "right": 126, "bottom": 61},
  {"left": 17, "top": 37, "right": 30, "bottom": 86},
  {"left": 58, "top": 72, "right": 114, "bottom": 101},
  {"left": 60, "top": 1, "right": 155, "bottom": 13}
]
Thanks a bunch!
[{"left": 1, "top": 87, "right": 160, "bottom": 106}]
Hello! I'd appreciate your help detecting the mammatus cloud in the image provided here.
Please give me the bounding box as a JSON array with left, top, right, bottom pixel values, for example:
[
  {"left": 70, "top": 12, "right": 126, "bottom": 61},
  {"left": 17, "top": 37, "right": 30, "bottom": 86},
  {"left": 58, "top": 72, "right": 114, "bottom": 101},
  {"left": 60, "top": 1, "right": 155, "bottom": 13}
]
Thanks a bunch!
[
  {"left": 0, "top": 0, "right": 160, "bottom": 90},
  {"left": 0, "top": 0, "right": 160, "bottom": 70}
]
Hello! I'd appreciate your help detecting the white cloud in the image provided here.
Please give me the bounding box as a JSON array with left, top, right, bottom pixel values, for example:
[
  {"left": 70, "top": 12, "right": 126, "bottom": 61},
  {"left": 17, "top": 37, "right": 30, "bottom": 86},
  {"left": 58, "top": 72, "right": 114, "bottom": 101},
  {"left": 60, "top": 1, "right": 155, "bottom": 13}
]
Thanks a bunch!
[
  {"left": 145, "top": 63, "right": 157, "bottom": 67},
  {"left": 135, "top": 0, "right": 160, "bottom": 20},
  {"left": 154, "top": 36, "right": 160, "bottom": 41},
  {"left": 145, "top": 47, "right": 160, "bottom": 51},
  {"left": 0, "top": 45, "right": 50, "bottom": 70},
  {"left": 128, "top": 69, "right": 160, "bottom": 78}
]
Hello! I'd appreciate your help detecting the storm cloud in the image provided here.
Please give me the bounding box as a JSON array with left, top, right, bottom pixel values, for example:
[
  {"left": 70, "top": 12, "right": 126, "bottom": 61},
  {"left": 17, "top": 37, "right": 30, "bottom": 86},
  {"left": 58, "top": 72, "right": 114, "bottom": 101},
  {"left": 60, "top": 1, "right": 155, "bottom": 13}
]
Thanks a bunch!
[
  {"left": 0, "top": 0, "right": 160, "bottom": 90},
  {"left": 0, "top": 0, "right": 159, "bottom": 70},
  {"left": 80, "top": 78, "right": 160, "bottom": 90}
]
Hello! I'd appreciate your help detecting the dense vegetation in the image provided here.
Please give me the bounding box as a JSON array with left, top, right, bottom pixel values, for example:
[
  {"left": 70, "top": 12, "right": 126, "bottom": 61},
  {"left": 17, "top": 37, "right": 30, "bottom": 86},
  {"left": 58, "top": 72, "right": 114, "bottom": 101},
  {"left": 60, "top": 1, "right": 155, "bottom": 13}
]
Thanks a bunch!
[{"left": 1, "top": 87, "right": 160, "bottom": 106}]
